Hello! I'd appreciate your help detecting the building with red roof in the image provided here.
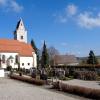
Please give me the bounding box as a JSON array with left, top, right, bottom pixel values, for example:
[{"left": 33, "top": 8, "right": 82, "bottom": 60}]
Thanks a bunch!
[{"left": 0, "top": 19, "right": 37, "bottom": 69}]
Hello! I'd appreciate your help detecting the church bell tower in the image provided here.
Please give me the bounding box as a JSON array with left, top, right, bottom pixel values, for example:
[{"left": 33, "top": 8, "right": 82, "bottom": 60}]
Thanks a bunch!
[{"left": 14, "top": 18, "right": 27, "bottom": 43}]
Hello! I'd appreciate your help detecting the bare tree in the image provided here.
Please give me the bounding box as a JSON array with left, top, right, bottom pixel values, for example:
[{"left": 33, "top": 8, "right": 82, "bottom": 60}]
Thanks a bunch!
[{"left": 48, "top": 46, "right": 59, "bottom": 65}]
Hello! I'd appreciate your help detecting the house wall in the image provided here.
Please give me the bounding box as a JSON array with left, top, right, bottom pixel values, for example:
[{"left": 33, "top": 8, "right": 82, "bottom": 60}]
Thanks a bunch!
[
  {"left": 0, "top": 52, "right": 18, "bottom": 68},
  {"left": 0, "top": 52, "right": 37, "bottom": 69},
  {"left": 0, "top": 69, "right": 4, "bottom": 77},
  {"left": 19, "top": 56, "right": 33, "bottom": 69},
  {"left": 32, "top": 52, "right": 37, "bottom": 68}
]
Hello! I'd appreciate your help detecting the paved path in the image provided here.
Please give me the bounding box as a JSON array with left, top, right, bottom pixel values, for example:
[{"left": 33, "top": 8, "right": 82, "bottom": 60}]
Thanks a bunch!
[{"left": 0, "top": 78, "right": 90, "bottom": 100}]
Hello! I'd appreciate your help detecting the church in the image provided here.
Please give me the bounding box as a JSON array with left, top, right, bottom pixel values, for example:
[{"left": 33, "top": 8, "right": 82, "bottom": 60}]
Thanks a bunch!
[{"left": 0, "top": 19, "right": 37, "bottom": 69}]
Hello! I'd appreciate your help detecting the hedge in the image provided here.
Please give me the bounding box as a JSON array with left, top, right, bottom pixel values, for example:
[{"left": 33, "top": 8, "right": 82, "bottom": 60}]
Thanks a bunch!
[
  {"left": 10, "top": 74, "right": 45, "bottom": 86},
  {"left": 52, "top": 81, "right": 100, "bottom": 99}
]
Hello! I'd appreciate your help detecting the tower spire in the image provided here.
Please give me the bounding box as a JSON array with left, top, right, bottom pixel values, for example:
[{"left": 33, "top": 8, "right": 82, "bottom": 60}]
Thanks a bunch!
[{"left": 14, "top": 18, "right": 27, "bottom": 43}]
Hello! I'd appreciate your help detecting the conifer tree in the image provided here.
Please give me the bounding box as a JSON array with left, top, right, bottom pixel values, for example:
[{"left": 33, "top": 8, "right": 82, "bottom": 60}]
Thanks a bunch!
[
  {"left": 87, "top": 50, "right": 98, "bottom": 65},
  {"left": 31, "top": 39, "right": 39, "bottom": 67},
  {"left": 41, "top": 41, "right": 49, "bottom": 68},
  {"left": 31, "top": 39, "right": 37, "bottom": 53}
]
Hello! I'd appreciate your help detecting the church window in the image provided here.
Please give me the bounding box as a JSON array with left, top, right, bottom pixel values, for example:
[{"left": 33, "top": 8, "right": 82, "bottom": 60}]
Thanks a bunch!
[
  {"left": 28, "top": 63, "right": 30, "bottom": 66},
  {"left": 21, "top": 36, "right": 23, "bottom": 39},
  {"left": 22, "top": 63, "right": 24, "bottom": 66},
  {"left": 2, "top": 55, "right": 5, "bottom": 63}
]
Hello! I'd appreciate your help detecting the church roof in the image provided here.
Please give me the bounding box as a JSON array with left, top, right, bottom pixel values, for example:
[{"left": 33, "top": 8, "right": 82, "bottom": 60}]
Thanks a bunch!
[
  {"left": 0, "top": 39, "right": 35, "bottom": 57},
  {"left": 16, "top": 19, "right": 25, "bottom": 30},
  {"left": 16, "top": 20, "right": 20, "bottom": 29}
]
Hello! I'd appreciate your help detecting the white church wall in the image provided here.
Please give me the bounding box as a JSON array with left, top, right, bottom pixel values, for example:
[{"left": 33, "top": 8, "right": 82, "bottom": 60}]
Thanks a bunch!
[
  {"left": 32, "top": 52, "right": 37, "bottom": 68},
  {"left": 14, "top": 64, "right": 18, "bottom": 68},
  {"left": 0, "top": 52, "right": 18, "bottom": 68},
  {"left": 1, "top": 63, "right": 6, "bottom": 69},
  {"left": 19, "top": 56, "right": 33, "bottom": 69},
  {"left": 0, "top": 52, "right": 37, "bottom": 69},
  {"left": 0, "top": 69, "right": 4, "bottom": 77}
]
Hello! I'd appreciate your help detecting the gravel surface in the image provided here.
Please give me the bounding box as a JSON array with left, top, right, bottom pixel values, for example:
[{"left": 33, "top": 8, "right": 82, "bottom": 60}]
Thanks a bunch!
[{"left": 0, "top": 77, "right": 90, "bottom": 100}]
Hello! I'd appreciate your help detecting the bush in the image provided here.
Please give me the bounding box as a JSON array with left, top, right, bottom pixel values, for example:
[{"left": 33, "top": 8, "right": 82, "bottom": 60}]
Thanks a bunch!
[
  {"left": 40, "top": 74, "right": 48, "bottom": 80},
  {"left": 68, "top": 76, "right": 74, "bottom": 79},
  {"left": 59, "top": 76, "right": 66, "bottom": 80},
  {"left": 31, "top": 73, "right": 36, "bottom": 78},
  {"left": 19, "top": 72, "right": 22, "bottom": 76},
  {"left": 74, "top": 71, "right": 97, "bottom": 80},
  {"left": 31, "top": 68, "right": 36, "bottom": 78},
  {"left": 7, "top": 66, "right": 12, "bottom": 71},
  {"left": 52, "top": 82, "right": 100, "bottom": 99},
  {"left": 10, "top": 74, "right": 45, "bottom": 86}
]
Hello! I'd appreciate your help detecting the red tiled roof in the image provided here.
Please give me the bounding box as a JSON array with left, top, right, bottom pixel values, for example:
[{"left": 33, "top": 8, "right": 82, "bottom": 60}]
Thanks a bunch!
[{"left": 0, "top": 39, "right": 35, "bottom": 57}]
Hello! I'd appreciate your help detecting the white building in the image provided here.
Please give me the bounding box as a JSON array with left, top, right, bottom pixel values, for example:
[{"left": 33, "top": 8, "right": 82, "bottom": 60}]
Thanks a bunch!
[{"left": 0, "top": 19, "right": 37, "bottom": 69}]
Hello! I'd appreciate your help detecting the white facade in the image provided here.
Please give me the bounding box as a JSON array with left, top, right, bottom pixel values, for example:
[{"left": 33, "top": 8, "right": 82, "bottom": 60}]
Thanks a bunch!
[
  {"left": 20, "top": 57, "right": 34, "bottom": 69},
  {"left": 0, "top": 53, "right": 18, "bottom": 69},
  {"left": 0, "top": 52, "right": 37, "bottom": 69},
  {"left": 14, "top": 19, "right": 27, "bottom": 43},
  {"left": 0, "top": 19, "right": 37, "bottom": 69},
  {"left": 32, "top": 52, "right": 37, "bottom": 67},
  {"left": 0, "top": 69, "right": 4, "bottom": 77}
]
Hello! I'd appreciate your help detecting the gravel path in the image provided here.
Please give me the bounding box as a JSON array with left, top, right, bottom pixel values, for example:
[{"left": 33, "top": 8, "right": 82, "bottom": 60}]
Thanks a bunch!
[{"left": 0, "top": 78, "right": 90, "bottom": 100}]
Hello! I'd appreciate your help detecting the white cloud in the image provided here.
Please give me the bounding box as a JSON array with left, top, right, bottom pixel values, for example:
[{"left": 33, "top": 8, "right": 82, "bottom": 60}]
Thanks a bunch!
[
  {"left": 55, "top": 4, "right": 77, "bottom": 23},
  {"left": 66, "top": 4, "right": 77, "bottom": 16},
  {"left": 78, "top": 12, "right": 100, "bottom": 29},
  {"left": 10, "top": 0, "right": 23, "bottom": 12},
  {"left": 54, "top": 3, "right": 100, "bottom": 29},
  {"left": 0, "top": 0, "right": 23, "bottom": 13}
]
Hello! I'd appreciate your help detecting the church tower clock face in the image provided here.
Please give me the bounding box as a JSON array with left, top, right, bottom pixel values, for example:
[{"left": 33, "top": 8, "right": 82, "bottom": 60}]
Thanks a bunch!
[{"left": 14, "top": 18, "right": 27, "bottom": 43}]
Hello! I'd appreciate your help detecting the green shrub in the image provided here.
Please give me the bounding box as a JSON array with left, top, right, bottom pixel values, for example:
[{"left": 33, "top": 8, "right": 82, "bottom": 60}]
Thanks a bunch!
[
  {"left": 59, "top": 76, "right": 66, "bottom": 80},
  {"left": 68, "top": 76, "right": 74, "bottom": 79}
]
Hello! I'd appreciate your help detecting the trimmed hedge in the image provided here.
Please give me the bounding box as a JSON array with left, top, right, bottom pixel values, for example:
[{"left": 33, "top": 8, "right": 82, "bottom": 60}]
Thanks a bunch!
[
  {"left": 52, "top": 81, "right": 100, "bottom": 99},
  {"left": 74, "top": 71, "right": 97, "bottom": 80},
  {"left": 10, "top": 74, "right": 45, "bottom": 86}
]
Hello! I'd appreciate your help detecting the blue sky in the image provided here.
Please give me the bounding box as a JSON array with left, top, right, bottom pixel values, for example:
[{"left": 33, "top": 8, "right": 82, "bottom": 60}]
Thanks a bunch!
[{"left": 0, "top": 0, "right": 100, "bottom": 57}]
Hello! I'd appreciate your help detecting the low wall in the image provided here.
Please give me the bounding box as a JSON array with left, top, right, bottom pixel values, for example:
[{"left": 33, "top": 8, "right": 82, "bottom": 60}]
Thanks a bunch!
[{"left": 0, "top": 69, "right": 4, "bottom": 77}]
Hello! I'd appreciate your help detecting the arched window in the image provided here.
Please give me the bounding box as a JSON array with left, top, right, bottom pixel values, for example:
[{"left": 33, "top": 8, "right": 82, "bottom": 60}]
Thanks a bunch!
[
  {"left": 2, "top": 55, "right": 5, "bottom": 63},
  {"left": 15, "top": 55, "right": 18, "bottom": 63}
]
